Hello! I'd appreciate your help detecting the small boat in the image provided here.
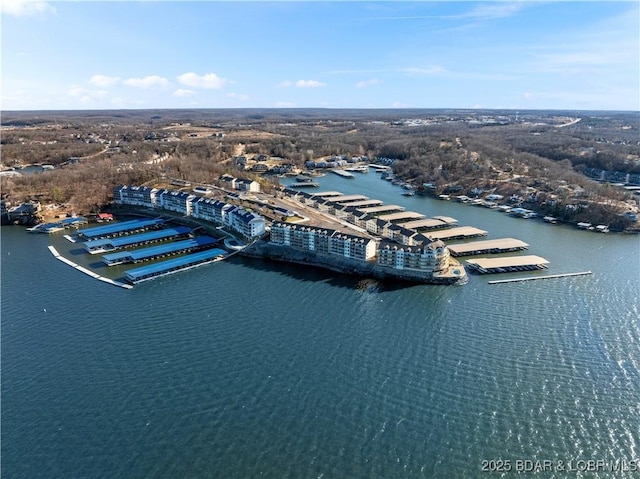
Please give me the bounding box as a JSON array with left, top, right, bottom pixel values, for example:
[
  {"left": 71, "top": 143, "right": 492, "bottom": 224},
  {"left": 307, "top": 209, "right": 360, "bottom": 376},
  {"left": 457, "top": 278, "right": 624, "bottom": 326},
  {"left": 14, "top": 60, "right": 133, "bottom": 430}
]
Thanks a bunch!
[
  {"left": 402, "top": 190, "right": 416, "bottom": 197},
  {"left": 543, "top": 216, "right": 558, "bottom": 224},
  {"left": 224, "top": 237, "right": 246, "bottom": 251}
]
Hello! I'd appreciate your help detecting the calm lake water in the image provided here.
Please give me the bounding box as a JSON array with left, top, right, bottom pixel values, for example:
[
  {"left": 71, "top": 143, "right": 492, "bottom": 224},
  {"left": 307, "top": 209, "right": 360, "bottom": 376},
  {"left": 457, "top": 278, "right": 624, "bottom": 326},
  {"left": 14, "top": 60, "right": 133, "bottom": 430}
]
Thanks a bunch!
[{"left": 2, "top": 173, "right": 639, "bottom": 478}]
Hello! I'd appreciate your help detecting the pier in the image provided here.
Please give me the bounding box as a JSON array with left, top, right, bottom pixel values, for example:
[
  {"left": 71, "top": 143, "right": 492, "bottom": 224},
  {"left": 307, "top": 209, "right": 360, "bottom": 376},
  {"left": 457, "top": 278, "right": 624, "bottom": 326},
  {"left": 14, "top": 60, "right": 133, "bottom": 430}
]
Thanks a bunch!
[
  {"left": 102, "top": 236, "right": 218, "bottom": 266},
  {"left": 332, "top": 169, "right": 355, "bottom": 178},
  {"left": 357, "top": 204, "right": 405, "bottom": 215},
  {"left": 398, "top": 218, "right": 452, "bottom": 231},
  {"left": 84, "top": 226, "right": 193, "bottom": 254},
  {"left": 48, "top": 246, "right": 133, "bottom": 289},
  {"left": 488, "top": 271, "right": 593, "bottom": 284},
  {"left": 466, "top": 255, "right": 549, "bottom": 274},
  {"left": 378, "top": 211, "right": 426, "bottom": 223},
  {"left": 77, "top": 218, "right": 165, "bottom": 240},
  {"left": 426, "top": 226, "right": 488, "bottom": 241},
  {"left": 448, "top": 238, "right": 529, "bottom": 256},
  {"left": 124, "top": 248, "right": 227, "bottom": 284}
]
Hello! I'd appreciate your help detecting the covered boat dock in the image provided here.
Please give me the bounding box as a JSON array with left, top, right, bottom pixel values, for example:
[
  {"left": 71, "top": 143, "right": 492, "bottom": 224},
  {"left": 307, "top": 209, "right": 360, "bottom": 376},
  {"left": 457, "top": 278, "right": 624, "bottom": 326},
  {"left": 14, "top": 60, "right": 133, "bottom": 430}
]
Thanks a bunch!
[
  {"left": 426, "top": 226, "right": 488, "bottom": 241},
  {"left": 125, "top": 248, "right": 227, "bottom": 283},
  {"left": 102, "top": 236, "right": 218, "bottom": 266},
  {"left": 84, "top": 226, "right": 192, "bottom": 254},
  {"left": 324, "top": 194, "right": 369, "bottom": 203},
  {"left": 337, "top": 199, "right": 383, "bottom": 208},
  {"left": 78, "top": 218, "right": 165, "bottom": 240},
  {"left": 448, "top": 238, "right": 529, "bottom": 256},
  {"left": 397, "top": 218, "right": 451, "bottom": 231},
  {"left": 357, "top": 204, "right": 405, "bottom": 215},
  {"left": 465, "top": 255, "right": 549, "bottom": 274},
  {"left": 377, "top": 211, "right": 426, "bottom": 223}
]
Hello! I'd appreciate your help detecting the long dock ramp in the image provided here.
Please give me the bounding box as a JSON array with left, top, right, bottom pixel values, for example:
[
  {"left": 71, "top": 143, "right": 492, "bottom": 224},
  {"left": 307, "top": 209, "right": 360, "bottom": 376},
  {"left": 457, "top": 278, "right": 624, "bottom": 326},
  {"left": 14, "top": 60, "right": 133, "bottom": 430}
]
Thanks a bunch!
[
  {"left": 488, "top": 271, "right": 593, "bottom": 284},
  {"left": 48, "top": 246, "right": 133, "bottom": 289}
]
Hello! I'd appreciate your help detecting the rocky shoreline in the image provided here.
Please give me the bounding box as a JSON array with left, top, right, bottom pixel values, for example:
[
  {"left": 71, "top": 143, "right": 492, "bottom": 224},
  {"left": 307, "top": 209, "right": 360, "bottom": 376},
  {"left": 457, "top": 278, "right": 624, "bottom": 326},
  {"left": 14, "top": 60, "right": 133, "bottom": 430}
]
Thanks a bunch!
[{"left": 242, "top": 241, "right": 467, "bottom": 285}]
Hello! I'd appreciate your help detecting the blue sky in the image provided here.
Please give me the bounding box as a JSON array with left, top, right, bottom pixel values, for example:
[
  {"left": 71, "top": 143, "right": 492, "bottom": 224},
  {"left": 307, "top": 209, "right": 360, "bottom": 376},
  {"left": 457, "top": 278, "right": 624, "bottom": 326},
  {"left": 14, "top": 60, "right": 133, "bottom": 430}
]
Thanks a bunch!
[{"left": 2, "top": 1, "right": 638, "bottom": 111}]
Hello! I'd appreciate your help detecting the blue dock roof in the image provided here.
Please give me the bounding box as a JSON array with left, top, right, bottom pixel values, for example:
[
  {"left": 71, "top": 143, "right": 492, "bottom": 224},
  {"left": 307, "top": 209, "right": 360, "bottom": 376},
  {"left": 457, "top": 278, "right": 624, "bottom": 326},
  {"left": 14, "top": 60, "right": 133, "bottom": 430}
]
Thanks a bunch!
[
  {"left": 78, "top": 218, "right": 165, "bottom": 239},
  {"left": 84, "top": 226, "right": 191, "bottom": 250},
  {"left": 125, "top": 248, "right": 227, "bottom": 282},
  {"left": 103, "top": 236, "right": 217, "bottom": 263}
]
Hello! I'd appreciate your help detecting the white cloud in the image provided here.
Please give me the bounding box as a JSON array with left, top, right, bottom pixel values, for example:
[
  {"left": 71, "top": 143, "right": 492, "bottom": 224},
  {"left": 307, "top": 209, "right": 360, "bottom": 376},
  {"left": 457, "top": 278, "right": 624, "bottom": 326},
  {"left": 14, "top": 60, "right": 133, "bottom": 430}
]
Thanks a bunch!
[
  {"left": 392, "top": 101, "right": 409, "bottom": 108},
  {"left": 356, "top": 78, "right": 381, "bottom": 88},
  {"left": 90, "top": 75, "right": 120, "bottom": 88},
  {"left": 123, "top": 75, "right": 170, "bottom": 89},
  {"left": 177, "top": 72, "right": 228, "bottom": 89},
  {"left": 278, "top": 80, "right": 294, "bottom": 88},
  {"left": 295, "top": 80, "right": 325, "bottom": 88},
  {"left": 1, "top": 0, "right": 55, "bottom": 16},
  {"left": 173, "top": 89, "right": 196, "bottom": 97}
]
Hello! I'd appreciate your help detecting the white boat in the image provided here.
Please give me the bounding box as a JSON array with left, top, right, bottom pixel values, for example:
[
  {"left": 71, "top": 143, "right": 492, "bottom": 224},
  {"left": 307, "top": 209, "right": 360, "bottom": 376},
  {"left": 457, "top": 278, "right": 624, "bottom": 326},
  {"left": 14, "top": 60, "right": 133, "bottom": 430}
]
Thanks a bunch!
[
  {"left": 224, "top": 237, "right": 246, "bottom": 251},
  {"left": 543, "top": 216, "right": 558, "bottom": 224}
]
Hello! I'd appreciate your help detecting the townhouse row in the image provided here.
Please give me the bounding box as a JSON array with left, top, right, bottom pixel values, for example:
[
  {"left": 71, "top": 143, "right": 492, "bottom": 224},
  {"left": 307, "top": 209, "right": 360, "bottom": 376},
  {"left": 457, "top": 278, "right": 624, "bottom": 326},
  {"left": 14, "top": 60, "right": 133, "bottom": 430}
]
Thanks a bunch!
[{"left": 112, "top": 185, "right": 266, "bottom": 239}]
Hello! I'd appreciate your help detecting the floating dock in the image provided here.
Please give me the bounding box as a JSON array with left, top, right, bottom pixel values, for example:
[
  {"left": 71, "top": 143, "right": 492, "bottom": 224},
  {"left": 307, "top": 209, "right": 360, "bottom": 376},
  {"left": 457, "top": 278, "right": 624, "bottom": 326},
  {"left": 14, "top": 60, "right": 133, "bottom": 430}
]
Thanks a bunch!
[
  {"left": 311, "top": 191, "right": 343, "bottom": 198},
  {"left": 378, "top": 211, "right": 426, "bottom": 223},
  {"left": 336, "top": 199, "right": 383, "bottom": 208},
  {"left": 332, "top": 169, "right": 355, "bottom": 178},
  {"left": 357, "top": 204, "right": 405, "bottom": 215},
  {"left": 77, "top": 218, "right": 165, "bottom": 240},
  {"left": 466, "top": 255, "right": 549, "bottom": 274},
  {"left": 289, "top": 182, "right": 320, "bottom": 188},
  {"left": 323, "top": 194, "right": 368, "bottom": 203},
  {"left": 398, "top": 218, "right": 451, "bottom": 231},
  {"left": 84, "top": 226, "right": 193, "bottom": 254},
  {"left": 432, "top": 215, "right": 458, "bottom": 226},
  {"left": 488, "top": 271, "right": 592, "bottom": 284},
  {"left": 426, "top": 226, "right": 488, "bottom": 241},
  {"left": 48, "top": 246, "right": 133, "bottom": 289},
  {"left": 102, "top": 236, "right": 218, "bottom": 266},
  {"left": 124, "top": 248, "right": 227, "bottom": 284},
  {"left": 448, "top": 238, "right": 529, "bottom": 257}
]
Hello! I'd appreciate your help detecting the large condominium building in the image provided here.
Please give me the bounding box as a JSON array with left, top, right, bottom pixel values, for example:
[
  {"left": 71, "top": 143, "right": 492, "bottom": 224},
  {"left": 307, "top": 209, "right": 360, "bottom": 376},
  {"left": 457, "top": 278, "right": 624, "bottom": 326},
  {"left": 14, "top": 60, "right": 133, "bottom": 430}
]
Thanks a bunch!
[
  {"left": 377, "top": 240, "right": 450, "bottom": 273},
  {"left": 269, "top": 222, "right": 377, "bottom": 262}
]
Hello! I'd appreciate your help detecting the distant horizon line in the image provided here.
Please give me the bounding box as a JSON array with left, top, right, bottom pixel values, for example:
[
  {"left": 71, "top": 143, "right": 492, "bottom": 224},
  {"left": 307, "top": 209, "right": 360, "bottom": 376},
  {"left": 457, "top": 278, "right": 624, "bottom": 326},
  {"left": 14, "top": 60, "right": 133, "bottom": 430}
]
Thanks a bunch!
[{"left": 3, "top": 107, "right": 639, "bottom": 114}]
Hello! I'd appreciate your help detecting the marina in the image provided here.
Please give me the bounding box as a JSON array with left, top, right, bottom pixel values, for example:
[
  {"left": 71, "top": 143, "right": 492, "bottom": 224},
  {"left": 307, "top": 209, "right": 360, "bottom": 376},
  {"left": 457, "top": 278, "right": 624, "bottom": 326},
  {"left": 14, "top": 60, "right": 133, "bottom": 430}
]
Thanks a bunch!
[
  {"left": 124, "top": 248, "right": 228, "bottom": 283},
  {"left": 465, "top": 255, "right": 550, "bottom": 274},
  {"left": 448, "top": 238, "right": 529, "bottom": 256},
  {"left": 77, "top": 218, "right": 165, "bottom": 240},
  {"left": 102, "top": 236, "right": 218, "bottom": 266},
  {"left": 426, "top": 226, "right": 488, "bottom": 241},
  {"left": 83, "top": 226, "right": 193, "bottom": 254}
]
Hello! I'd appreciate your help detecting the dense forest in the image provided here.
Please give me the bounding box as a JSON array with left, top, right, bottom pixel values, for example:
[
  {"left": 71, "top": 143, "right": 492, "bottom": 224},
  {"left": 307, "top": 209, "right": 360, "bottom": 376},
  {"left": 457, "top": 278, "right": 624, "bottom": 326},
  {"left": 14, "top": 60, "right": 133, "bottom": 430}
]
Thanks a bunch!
[{"left": 2, "top": 109, "right": 638, "bottom": 229}]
